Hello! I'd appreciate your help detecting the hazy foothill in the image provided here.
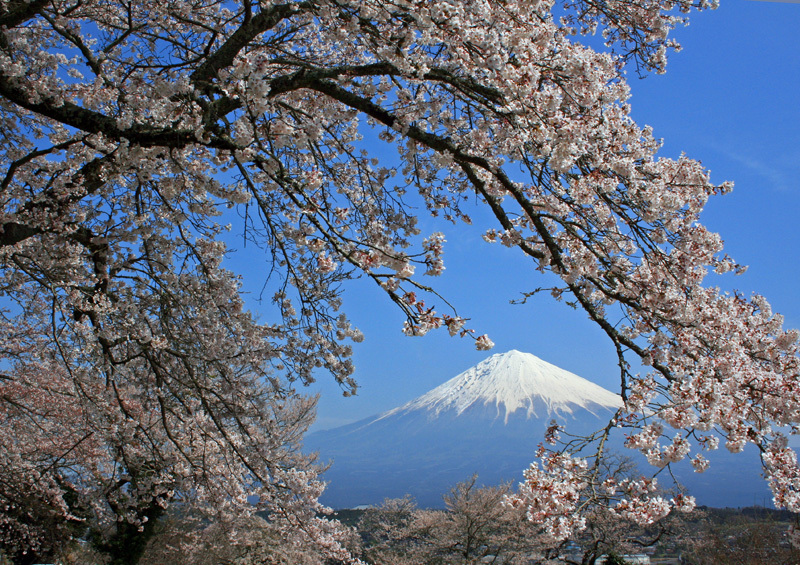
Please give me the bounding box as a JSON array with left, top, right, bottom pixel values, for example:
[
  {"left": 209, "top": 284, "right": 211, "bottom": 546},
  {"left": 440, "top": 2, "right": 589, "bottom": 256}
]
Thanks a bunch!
[{"left": 0, "top": 0, "right": 798, "bottom": 564}]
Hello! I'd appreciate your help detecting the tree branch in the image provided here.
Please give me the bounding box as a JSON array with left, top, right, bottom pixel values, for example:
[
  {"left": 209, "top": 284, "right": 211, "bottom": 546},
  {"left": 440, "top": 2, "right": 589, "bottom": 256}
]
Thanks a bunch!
[{"left": 191, "top": 2, "right": 313, "bottom": 90}]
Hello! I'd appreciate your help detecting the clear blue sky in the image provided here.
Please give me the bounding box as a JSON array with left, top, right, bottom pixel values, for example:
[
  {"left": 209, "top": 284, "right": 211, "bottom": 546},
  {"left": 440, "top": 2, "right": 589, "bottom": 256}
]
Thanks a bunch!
[{"left": 245, "top": 0, "right": 800, "bottom": 432}]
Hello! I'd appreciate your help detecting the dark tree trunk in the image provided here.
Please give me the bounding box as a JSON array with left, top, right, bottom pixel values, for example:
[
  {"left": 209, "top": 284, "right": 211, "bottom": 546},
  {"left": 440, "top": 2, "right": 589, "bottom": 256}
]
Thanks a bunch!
[{"left": 93, "top": 502, "right": 164, "bottom": 565}]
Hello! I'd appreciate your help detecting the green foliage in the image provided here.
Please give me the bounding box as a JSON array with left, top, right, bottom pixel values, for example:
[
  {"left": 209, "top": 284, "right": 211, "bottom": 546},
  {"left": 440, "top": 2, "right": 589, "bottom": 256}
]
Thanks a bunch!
[{"left": 603, "top": 550, "right": 630, "bottom": 565}]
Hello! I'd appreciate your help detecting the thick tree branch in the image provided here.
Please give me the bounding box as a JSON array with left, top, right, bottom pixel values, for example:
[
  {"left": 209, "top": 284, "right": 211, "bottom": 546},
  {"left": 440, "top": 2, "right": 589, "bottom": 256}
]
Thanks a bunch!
[
  {"left": 191, "top": 2, "right": 313, "bottom": 89},
  {"left": 0, "top": 0, "right": 49, "bottom": 30},
  {"left": 0, "top": 153, "right": 116, "bottom": 248},
  {"left": 268, "top": 59, "right": 504, "bottom": 106},
  {"left": 0, "top": 74, "right": 233, "bottom": 149},
  {"left": 0, "top": 221, "right": 41, "bottom": 247}
]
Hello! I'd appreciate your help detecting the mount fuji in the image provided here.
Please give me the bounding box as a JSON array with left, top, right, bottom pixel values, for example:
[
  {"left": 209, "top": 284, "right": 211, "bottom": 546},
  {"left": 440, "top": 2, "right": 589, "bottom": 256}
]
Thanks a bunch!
[
  {"left": 376, "top": 349, "right": 622, "bottom": 424},
  {"left": 305, "top": 350, "right": 771, "bottom": 509}
]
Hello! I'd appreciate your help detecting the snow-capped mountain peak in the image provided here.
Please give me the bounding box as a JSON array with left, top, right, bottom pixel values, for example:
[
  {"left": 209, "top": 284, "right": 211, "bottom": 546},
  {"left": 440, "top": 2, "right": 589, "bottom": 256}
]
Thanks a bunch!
[{"left": 378, "top": 350, "right": 622, "bottom": 424}]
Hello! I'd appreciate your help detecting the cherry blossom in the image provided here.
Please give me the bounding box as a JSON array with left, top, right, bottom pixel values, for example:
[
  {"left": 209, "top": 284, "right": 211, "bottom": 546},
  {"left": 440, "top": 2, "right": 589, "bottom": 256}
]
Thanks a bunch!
[{"left": 0, "top": 0, "right": 797, "bottom": 559}]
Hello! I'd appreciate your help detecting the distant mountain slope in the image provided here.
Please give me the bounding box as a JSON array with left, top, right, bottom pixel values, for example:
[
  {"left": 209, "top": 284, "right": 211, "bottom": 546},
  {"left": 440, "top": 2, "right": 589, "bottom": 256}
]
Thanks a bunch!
[{"left": 305, "top": 350, "right": 771, "bottom": 509}]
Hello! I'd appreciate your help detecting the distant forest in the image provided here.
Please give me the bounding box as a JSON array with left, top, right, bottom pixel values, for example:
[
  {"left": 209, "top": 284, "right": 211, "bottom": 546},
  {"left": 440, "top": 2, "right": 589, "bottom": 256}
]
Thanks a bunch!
[{"left": 331, "top": 500, "right": 800, "bottom": 565}]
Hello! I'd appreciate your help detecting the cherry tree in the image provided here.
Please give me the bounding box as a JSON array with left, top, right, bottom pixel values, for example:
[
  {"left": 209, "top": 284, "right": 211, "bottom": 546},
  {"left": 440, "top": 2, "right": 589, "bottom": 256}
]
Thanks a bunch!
[
  {"left": 134, "top": 510, "right": 363, "bottom": 565},
  {"left": 356, "top": 480, "right": 541, "bottom": 564},
  {"left": 1, "top": 0, "right": 798, "bottom": 559}
]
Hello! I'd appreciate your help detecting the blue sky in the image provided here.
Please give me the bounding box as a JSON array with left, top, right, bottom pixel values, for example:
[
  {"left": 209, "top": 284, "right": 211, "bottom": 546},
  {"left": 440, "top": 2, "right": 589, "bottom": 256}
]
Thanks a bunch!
[{"left": 278, "top": 0, "right": 800, "bottom": 431}]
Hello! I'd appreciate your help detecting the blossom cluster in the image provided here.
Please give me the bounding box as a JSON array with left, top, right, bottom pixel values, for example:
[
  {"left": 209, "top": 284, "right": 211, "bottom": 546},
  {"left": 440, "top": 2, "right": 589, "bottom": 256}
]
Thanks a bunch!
[{"left": 506, "top": 452, "right": 589, "bottom": 542}]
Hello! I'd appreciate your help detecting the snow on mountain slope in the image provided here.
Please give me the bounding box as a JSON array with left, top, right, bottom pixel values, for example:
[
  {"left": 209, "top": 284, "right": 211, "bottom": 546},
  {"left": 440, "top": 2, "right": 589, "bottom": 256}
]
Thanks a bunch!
[{"left": 376, "top": 350, "right": 622, "bottom": 424}]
